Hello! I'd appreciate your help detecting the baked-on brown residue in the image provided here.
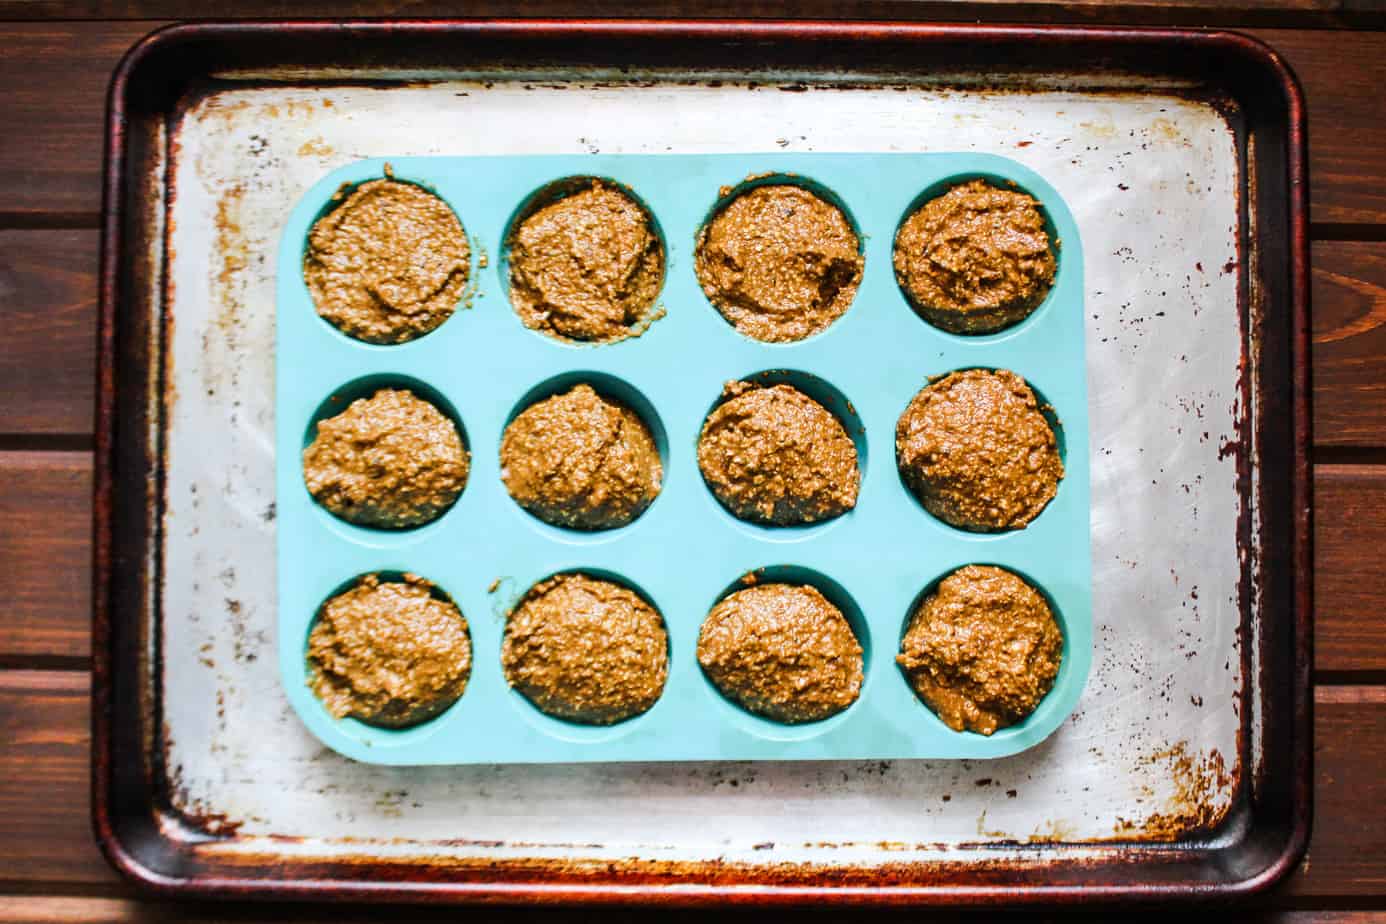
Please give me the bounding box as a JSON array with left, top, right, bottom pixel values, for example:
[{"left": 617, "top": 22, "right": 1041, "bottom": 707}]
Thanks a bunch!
[
  {"left": 697, "top": 583, "right": 863, "bottom": 723},
  {"left": 695, "top": 184, "right": 863, "bottom": 343},
  {"left": 500, "top": 384, "right": 662, "bottom": 530},
  {"left": 897, "top": 565, "right": 1062, "bottom": 735},
  {"left": 894, "top": 179, "right": 1056, "bottom": 334},
  {"left": 304, "top": 177, "right": 470, "bottom": 344},
  {"left": 307, "top": 573, "right": 472, "bottom": 728},
  {"left": 303, "top": 388, "right": 469, "bottom": 529},
  {"left": 697, "top": 381, "right": 859, "bottom": 526},
  {"left": 508, "top": 180, "right": 665, "bottom": 343},
  {"left": 895, "top": 369, "right": 1063, "bottom": 532},
  {"left": 502, "top": 573, "right": 668, "bottom": 725}
]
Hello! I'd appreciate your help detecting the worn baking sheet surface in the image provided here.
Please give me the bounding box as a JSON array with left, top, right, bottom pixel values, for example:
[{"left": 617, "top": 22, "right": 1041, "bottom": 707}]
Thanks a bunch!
[{"left": 160, "top": 76, "right": 1240, "bottom": 864}]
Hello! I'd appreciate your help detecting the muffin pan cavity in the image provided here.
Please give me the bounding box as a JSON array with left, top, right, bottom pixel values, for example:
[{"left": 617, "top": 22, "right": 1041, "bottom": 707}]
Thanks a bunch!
[
  {"left": 500, "top": 174, "right": 668, "bottom": 346},
  {"left": 697, "top": 368, "right": 865, "bottom": 542},
  {"left": 895, "top": 366, "right": 1067, "bottom": 538},
  {"left": 892, "top": 171, "right": 1062, "bottom": 341},
  {"left": 698, "top": 564, "right": 872, "bottom": 743},
  {"left": 897, "top": 564, "right": 1074, "bottom": 740},
  {"left": 276, "top": 152, "right": 1091, "bottom": 765},
  {"left": 300, "top": 570, "right": 470, "bottom": 750},
  {"left": 501, "top": 568, "right": 671, "bottom": 745},
  {"left": 501, "top": 370, "right": 669, "bottom": 541},
  {"left": 301, "top": 373, "right": 470, "bottom": 541}
]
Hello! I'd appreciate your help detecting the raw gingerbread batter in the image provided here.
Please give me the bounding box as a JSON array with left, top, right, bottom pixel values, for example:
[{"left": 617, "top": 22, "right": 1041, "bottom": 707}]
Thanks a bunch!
[
  {"left": 897, "top": 565, "right": 1062, "bottom": 735},
  {"left": 502, "top": 573, "right": 668, "bottom": 725},
  {"left": 895, "top": 369, "right": 1062, "bottom": 531},
  {"left": 307, "top": 573, "right": 472, "bottom": 728},
  {"left": 695, "top": 183, "right": 863, "bottom": 342},
  {"left": 508, "top": 179, "right": 665, "bottom": 343},
  {"left": 894, "top": 179, "right": 1056, "bottom": 334},
  {"left": 500, "top": 384, "right": 662, "bottom": 530},
  {"left": 304, "top": 175, "right": 470, "bottom": 344},
  {"left": 303, "top": 387, "right": 469, "bottom": 529},
  {"left": 697, "top": 381, "right": 859, "bottom": 526},
  {"left": 697, "top": 583, "right": 863, "bottom": 723}
]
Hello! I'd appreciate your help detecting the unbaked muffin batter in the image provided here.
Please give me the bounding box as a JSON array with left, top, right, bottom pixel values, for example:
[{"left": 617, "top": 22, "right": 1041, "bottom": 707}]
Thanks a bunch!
[
  {"left": 697, "top": 582, "right": 863, "bottom": 723},
  {"left": 697, "top": 381, "right": 859, "bottom": 526},
  {"left": 502, "top": 573, "right": 668, "bottom": 725},
  {"left": 895, "top": 369, "right": 1062, "bottom": 531},
  {"left": 894, "top": 179, "right": 1056, "bottom": 334},
  {"left": 304, "top": 175, "right": 470, "bottom": 344},
  {"left": 307, "top": 573, "right": 472, "bottom": 728},
  {"left": 508, "top": 180, "right": 665, "bottom": 343},
  {"left": 695, "top": 184, "right": 863, "bottom": 342},
  {"left": 897, "top": 565, "right": 1062, "bottom": 735},
  {"left": 500, "top": 384, "right": 662, "bottom": 530},
  {"left": 303, "top": 387, "right": 469, "bottom": 529}
]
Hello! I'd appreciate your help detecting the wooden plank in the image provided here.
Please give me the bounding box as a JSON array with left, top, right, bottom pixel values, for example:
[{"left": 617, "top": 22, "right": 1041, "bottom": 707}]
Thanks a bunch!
[
  {"left": 0, "top": 0, "right": 1377, "bottom": 29},
  {"left": 0, "top": 671, "right": 1380, "bottom": 896},
  {"left": 1, "top": 24, "right": 1385, "bottom": 221},
  {"left": 0, "top": 23, "right": 157, "bottom": 216},
  {"left": 0, "top": 230, "right": 98, "bottom": 436},
  {"left": 14, "top": 230, "right": 1381, "bottom": 446},
  {"left": 1255, "top": 31, "right": 1386, "bottom": 226},
  {"left": 1281, "top": 686, "right": 1386, "bottom": 898},
  {"left": 1315, "top": 465, "right": 1386, "bottom": 673},
  {"left": 0, "top": 453, "right": 91, "bottom": 662},
  {"left": 0, "top": 455, "right": 1380, "bottom": 671},
  {"left": 10, "top": 237, "right": 1361, "bottom": 448},
  {"left": 0, "top": 671, "right": 116, "bottom": 888},
  {"left": 1313, "top": 241, "right": 1386, "bottom": 449}
]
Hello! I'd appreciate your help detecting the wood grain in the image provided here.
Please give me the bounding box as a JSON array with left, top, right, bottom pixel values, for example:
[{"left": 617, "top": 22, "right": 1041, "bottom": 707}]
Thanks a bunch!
[
  {"left": 1282, "top": 686, "right": 1386, "bottom": 898},
  {"left": 1, "top": 24, "right": 1385, "bottom": 222},
  {"left": 0, "top": 453, "right": 91, "bottom": 663},
  {"left": 0, "top": 672, "right": 1375, "bottom": 897},
  {"left": 0, "top": 671, "right": 117, "bottom": 888},
  {"left": 1313, "top": 241, "right": 1386, "bottom": 449},
  {"left": 0, "top": 23, "right": 158, "bottom": 217},
  {"left": 0, "top": 217, "right": 1381, "bottom": 452},
  {"left": 1314, "top": 465, "right": 1386, "bottom": 673},
  {"left": 1262, "top": 30, "right": 1386, "bottom": 226},
  {"left": 0, "top": 459, "right": 1379, "bottom": 671},
  {"left": 0, "top": 0, "right": 1380, "bottom": 28},
  {"left": 0, "top": 231, "right": 99, "bottom": 436}
]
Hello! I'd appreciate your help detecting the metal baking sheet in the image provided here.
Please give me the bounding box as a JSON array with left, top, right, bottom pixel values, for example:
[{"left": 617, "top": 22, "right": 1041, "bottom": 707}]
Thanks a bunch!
[{"left": 93, "top": 21, "right": 1309, "bottom": 904}]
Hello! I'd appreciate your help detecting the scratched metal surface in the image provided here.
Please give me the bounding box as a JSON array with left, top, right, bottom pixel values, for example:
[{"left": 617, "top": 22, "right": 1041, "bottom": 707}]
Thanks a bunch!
[{"left": 158, "top": 75, "right": 1242, "bottom": 863}]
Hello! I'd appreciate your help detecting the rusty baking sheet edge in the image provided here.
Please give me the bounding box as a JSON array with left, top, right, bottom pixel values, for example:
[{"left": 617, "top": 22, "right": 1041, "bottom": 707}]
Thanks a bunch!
[{"left": 92, "top": 19, "right": 1311, "bottom": 905}]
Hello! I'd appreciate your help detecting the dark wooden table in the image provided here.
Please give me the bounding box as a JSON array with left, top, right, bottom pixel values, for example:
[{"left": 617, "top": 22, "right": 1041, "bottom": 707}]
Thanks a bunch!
[{"left": 2, "top": 3, "right": 1384, "bottom": 920}]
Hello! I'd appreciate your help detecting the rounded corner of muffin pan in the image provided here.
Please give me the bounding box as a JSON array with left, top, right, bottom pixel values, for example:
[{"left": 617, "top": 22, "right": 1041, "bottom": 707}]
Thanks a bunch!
[{"left": 275, "top": 151, "right": 1091, "bottom": 765}]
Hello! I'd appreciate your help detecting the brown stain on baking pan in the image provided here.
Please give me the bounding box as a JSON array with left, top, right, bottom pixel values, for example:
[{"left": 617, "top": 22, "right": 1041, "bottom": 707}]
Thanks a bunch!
[
  {"left": 94, "top": 21, "right": 1307, "bottom": 905},
  {"left": 1111, "top": 742, "right": 1235, "bottom": 842}
]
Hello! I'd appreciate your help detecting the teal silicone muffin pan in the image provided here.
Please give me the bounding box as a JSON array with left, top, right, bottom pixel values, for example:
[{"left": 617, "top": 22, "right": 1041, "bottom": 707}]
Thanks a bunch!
[{"left": 275, "top": 152, "right": 1091, "bottom": 765}]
